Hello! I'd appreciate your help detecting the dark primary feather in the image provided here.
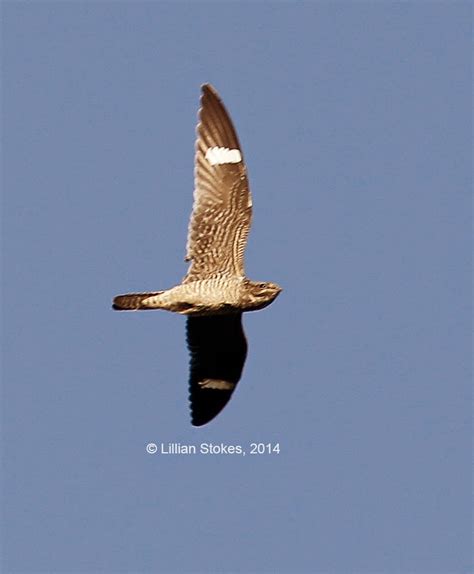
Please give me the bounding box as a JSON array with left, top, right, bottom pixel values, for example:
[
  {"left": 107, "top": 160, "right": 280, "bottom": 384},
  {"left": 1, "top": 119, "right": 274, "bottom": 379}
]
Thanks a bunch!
[
  {"left": 187, "top": 313, "right": 248, "bottom": 426},
  {"left": 184, "top": 84, "right": 252, "bottom": 282}
]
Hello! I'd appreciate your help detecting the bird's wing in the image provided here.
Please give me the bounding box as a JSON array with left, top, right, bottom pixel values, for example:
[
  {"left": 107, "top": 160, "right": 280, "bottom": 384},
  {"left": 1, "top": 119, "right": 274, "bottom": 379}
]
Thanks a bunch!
[
  {"left": 186, "top": 313, "right": 247, "bottom": 426},
  {"left": 184, "top": 84, "right": 252, "bottom": 283}
]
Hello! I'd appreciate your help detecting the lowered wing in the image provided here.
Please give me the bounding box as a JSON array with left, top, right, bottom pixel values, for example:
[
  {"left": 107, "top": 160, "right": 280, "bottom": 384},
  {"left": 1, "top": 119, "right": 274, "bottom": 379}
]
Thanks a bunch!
[{"left": 186, "top": 314, "right": 247, "bottom": 426}]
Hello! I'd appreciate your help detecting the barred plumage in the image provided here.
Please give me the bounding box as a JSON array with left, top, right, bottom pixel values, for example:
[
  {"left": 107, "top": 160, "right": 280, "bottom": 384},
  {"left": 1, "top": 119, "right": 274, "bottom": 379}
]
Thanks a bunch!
[{"left": 113, "top": 84, "right": 281, "bottom": 426}]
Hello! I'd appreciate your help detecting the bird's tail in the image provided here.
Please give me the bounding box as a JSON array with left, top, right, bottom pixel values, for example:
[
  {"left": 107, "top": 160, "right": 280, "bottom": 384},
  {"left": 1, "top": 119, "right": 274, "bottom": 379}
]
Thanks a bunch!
[{"left": 112, "top": 292, "right": 163, "bottom": 310}]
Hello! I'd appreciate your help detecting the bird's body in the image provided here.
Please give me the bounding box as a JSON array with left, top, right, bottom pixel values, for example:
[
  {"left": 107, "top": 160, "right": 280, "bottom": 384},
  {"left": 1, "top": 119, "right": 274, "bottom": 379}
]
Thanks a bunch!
[
  {"left": 113, "top": 84, "right": 281, "bottom": 426},
  {"left": 113, "top": 276, "right": 279, "bottom": 315}
]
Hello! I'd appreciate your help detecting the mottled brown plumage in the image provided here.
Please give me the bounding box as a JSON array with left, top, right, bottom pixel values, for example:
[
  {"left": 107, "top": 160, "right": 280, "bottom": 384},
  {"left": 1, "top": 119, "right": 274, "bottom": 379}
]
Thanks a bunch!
[{"left": 113, "top": 84, "right": 281, "bottom": 426}]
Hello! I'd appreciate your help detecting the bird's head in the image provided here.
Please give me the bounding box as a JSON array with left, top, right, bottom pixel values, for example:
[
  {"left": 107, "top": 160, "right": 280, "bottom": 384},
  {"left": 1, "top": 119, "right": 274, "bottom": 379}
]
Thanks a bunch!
[{"left": 244, "top": 280, "right": 282, "bottom": 311}]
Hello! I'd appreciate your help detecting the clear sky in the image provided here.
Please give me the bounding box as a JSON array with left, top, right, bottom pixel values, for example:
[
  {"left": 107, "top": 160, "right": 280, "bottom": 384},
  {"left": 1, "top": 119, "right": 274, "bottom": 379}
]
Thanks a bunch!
[{"left": 2, "top": 2, "right": 471, "bottom": 573}]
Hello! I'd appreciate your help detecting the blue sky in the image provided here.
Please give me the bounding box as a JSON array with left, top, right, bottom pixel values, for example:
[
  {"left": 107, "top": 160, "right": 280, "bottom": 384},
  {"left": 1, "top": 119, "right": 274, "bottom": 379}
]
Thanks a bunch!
[{"left": 2, "top": 2, "right": 471, "bottom": 573}]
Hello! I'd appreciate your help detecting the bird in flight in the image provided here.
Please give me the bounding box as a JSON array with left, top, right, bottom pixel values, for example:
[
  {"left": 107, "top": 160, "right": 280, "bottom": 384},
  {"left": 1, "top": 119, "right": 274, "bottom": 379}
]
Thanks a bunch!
[{"left": 113, "top": 84, "right": 281, "bottom": 426}]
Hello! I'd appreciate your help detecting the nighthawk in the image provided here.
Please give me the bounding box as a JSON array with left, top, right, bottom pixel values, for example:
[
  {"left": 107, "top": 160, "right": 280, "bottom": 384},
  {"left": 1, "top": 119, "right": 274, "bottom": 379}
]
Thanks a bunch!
[{"left": 113, "top": 84, "right": 281, "bottom": 426}]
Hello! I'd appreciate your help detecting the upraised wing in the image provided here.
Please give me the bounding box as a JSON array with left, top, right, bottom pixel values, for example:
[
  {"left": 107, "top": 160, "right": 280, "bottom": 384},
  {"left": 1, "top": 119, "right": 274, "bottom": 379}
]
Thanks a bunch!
[{"left": 184, "top": 84, "right": 252, "bottom": 283}]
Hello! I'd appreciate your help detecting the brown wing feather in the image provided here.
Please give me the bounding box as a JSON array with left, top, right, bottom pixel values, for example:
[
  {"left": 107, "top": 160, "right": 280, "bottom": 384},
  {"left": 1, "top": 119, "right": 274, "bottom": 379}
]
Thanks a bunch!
[{"left": 184, "top": 84, "right": 252, "bottom": 283}]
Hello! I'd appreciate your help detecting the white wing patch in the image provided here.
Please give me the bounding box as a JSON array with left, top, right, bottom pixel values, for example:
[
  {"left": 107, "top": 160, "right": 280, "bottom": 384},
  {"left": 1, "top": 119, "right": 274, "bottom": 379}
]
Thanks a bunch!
[
  {"left": 205, "top": 147, "right": 242, "bottom": 166},
  {"left": 198, "top": 379, "right": 236, "bottom": 390}
]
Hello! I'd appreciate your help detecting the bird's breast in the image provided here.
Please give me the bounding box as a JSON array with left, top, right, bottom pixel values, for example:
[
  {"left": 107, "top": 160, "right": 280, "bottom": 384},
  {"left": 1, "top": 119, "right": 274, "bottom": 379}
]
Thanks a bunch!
[{"left": 165, "top": 278, "right": 245, "bottom": 315}]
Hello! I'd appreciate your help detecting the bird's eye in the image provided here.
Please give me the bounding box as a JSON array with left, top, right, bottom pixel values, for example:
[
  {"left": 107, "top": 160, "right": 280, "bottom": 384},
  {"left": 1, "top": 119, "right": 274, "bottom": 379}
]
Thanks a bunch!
[{"left": 259, "top": 283, "right": 266, "bottom": 288}]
